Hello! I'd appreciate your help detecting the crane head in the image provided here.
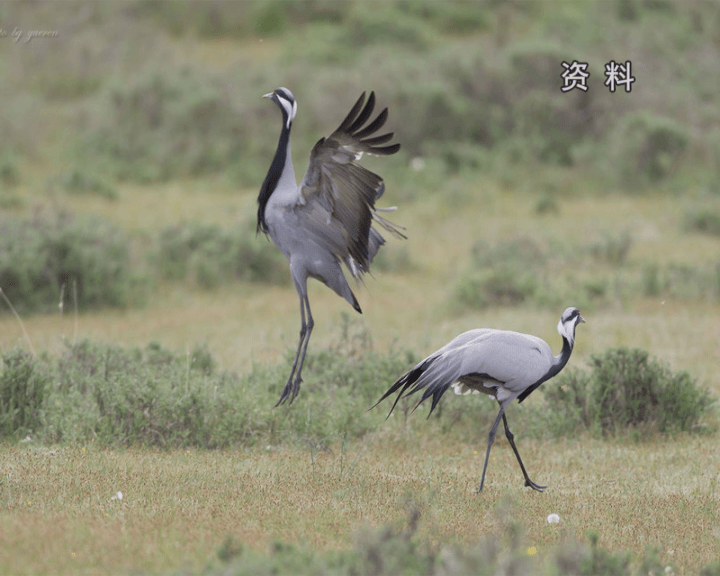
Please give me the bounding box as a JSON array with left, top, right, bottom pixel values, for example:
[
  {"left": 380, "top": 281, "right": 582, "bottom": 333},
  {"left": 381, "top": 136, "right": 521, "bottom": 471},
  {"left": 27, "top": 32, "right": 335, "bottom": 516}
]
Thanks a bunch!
[{"left": 264, "top": 87, "right": 297, "bottom": 129}]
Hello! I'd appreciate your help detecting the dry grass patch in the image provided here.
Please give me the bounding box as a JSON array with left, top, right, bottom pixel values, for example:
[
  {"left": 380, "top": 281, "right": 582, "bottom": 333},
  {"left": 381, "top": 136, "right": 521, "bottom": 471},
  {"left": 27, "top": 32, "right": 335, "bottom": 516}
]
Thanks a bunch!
[{"left": 1, "top": 433, "right": 719, "bottom": 575}]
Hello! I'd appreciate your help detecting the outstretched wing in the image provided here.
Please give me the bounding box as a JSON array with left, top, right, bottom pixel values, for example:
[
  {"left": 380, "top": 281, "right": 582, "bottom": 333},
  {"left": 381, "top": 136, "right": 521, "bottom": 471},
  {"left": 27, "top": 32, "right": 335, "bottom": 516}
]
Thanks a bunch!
[{"left": 298, "top": 92, "right": 403, "bottom": 276}]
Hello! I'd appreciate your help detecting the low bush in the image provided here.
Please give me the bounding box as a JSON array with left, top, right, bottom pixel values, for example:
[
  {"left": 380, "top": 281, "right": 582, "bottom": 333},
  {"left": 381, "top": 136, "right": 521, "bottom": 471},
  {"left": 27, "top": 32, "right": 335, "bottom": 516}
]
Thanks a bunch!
[
  {"left": 539, "top": 347, "right": 713, "bottom": 437},
  {"left": 154, "top": 220, "right": 288, "bottom": 288},
  {"left": 452, "top": 237, "right": 545, "bottom": 310},
  {"left": 0, "top": 150, "right": 20, "bottom": 187},
  {"left": 586, "top": 231, "right": 632, "bottom": 265},
  {"left": 1, "top": 332, "right": 713, "bottom": 449},
  {"left": 454, "top": 268, "right": 539, "bottom": 310},
  {"left": 0, "top": 348, "right": 50, "bottom": 438},
  {"left": 0, "top": 211, "right": 144, "bottom": 314},
  {"left": 0, "top": 318, "right": 416, "bottom": 448},
  {"left": 59, "top": 166, "right": 119, "bottom": 200},
  {"left": 684, "top": 208, "right": 720, "bottom": 236},
  {"left": 202, "top": 504, "right": 694, "bottom": 576},
  {"left": 601, "top": 112, "right": 690, "bottom": 185},
  {"left": 78, "top": 68, "right": 250, "bottom": 184},
  {"left": 453, "top": 232, "right": 720, "bottom": 313},
  {"left": 641, "top": 261, "right": 720, "bottom": 301}
]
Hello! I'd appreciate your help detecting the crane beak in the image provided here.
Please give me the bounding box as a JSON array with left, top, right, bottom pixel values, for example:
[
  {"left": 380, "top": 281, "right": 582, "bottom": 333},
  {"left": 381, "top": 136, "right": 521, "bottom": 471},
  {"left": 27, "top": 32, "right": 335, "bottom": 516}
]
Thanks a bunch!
[
  {"left": 579, "top": 315, "right": 586, "bottom": 324},
  {"left": 262, "top": 92, "right": 274, "bottom": 99}
]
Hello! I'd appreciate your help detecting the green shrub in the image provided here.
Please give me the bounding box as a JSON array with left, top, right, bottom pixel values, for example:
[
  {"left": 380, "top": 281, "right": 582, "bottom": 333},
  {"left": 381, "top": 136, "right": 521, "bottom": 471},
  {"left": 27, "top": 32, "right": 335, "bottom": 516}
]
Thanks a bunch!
[
  {"left": 43, "top": 339, "right": 232, "bottom": 446},
  {"left": 0, "top": 317, "right": 416, "bottom": 448},
  {"left": 154, "top": 220, "right": 288, "bottom": 288},
  {"left": 590, "top": 347, "right": 710, "bottom": 434},
  {"left": 0, "top": 348, "right": 50, "bottom": 437},
  {"left": 604, "top": 112, "right": 690, "bottom": 184},
  {"left": 587, "top": 231, "right": 632, "bottom": 265},
  {"left": 59, "top": 166, "right": 119, "bottom": 200},
  {"left": 203, "top": 502, "right": 700, "bottom": 576},
  {"left": 454, "top": 268, "right": 539, "bottom": 310},
  {"left": 79, "top": 68, "right": 250, "bottom": 184},
  {"left": 342, "top": 3, "right": 439, "bottom": 52},
  {"left": 580, "top": 531, "right": 631, "bottom": 576},
  {"left": 0, "top": 150, "right": 20, "bottom": 187},
  {"left": 540, "top": 347, "right": 713, "bottom": 437},
  {"left": 684, "top": 208, "right": 720, "bottom": 236},
  {"left": 0, "top": 211, "right": 144, "bottom": 314},
  {"left": 453, "top": 237, "right": 544, "bottom": 310},
  {"left": 640, "top": 262, "right": 720, "bottom": 301}
]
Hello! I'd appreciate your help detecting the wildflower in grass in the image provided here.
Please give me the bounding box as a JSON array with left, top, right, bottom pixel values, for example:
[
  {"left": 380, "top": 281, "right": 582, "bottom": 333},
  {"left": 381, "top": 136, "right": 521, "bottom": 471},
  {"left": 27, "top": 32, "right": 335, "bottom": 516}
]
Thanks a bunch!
[
  {"left": 527, "top": 546, "right": 537, "bottom": 556},
  {"left": 547, "top": 513, "right": 560, "bottom": 523},
  {"left": 111, "top": 491, "right": 123, "bottom": 501}
]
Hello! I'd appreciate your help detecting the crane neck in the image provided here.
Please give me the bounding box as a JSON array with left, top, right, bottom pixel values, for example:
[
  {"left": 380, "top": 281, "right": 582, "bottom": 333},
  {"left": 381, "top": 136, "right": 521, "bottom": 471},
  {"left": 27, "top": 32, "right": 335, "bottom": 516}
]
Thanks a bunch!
[
  {"left": 257, "top": 122, "right": 293, "bottom": 234},
  {"left": 549, "top": 334, "right": 574, "bottom": 379},
  {"left": 516, "top": 331, "right": 575, "bottom": 404}
]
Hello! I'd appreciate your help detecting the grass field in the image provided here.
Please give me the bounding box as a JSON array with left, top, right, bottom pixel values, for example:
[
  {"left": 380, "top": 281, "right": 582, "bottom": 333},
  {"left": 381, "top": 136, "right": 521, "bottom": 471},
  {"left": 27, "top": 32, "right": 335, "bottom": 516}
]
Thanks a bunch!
[
  {"left": 2, "top": 1, "right": 720, "bottom": 574},
  {"left": 1, "top": 181, "right": 719, "bottom": 575},
  {"left": 1, "top": 433, "right": 719, "bottom": 575}
]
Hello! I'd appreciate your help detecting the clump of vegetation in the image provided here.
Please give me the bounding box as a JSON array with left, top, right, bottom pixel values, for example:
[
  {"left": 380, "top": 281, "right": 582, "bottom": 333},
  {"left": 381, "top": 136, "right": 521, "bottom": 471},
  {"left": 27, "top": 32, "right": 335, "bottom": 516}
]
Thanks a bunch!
[
  {"left": 0, "top": 150, "right": 20, "bottom": 187},
  {"left": 154, "top": 220, "right": 288, "bottom": 288},
  {"left": 203, "top": 503, "right": 691, "bottom": 576},
  {"left": 454, "top": 268, "right": 540, "bottom": 310},
  {"left": 0, "top": 211, "right": 144, "bottom": 314},
  {"left": 586, "top": 231, "right": 632, "bottom": 265},
  {"left": 453, "top": 237, "right": 545, "bottom": 310},
  {"left": 78, "top": 67, "right": 250, "bottom": 184},
  {"left": 641, "top": 261, "right": 720, "bottom": 301},
  {"left": 601, "top": 112, "right": 690, "bottom": 185},
  {"left": 540, "top": 347, "right": 713, "bottom": 437},
  {"left": 0, "top": 348, "right": 50, "bottom": 437},
  {"left": 0, "top": 318, "right": 415, "bottom": 448},
  {"left": 58, "top": 166, "right": 119, "bottom": 200},
  {"left": 684, "top": 208, "right": 720, "bottom": 237},
  {"left": 453, "top": 230, "right": 720, "bottom": 312},
  {"left": 3, "top": 0, "right": 720, "bottom": 190}
]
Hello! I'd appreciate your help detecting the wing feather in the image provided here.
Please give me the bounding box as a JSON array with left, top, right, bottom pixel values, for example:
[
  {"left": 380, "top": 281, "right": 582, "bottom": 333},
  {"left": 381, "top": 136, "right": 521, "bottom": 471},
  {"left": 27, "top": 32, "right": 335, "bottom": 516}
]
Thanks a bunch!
[
  {"left": 298, "top": 92, "right": 403, "bottom": 275},
  {"left": 374, "top": 330, "right": 555, "bottom": 417},
  {"left": 345, "top": 92, "right": 375, "bottom": 133}
]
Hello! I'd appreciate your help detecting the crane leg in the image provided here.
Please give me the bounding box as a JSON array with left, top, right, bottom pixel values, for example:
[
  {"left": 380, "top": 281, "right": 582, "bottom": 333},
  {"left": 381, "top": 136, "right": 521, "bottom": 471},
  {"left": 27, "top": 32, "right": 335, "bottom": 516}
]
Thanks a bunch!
[
  {"left": 502, "top": 413, "right": 546, "bottom": 492},
  {"left": 275, "top": 292, "right": 314, "bottom": 407},
  {"left": 476, "top": 406, "right": 505, "bottom": 493}
]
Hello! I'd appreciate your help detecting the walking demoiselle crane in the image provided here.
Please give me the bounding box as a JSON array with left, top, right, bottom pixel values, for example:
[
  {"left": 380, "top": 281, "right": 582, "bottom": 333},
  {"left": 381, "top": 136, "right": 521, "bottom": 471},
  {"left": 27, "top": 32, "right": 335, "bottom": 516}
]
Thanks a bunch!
[
  {"left": 258, "top": 88, "right": 404, "bottom": 406},
  {"left": 372, "top": 307, "right": 585, "bottom": 492}
]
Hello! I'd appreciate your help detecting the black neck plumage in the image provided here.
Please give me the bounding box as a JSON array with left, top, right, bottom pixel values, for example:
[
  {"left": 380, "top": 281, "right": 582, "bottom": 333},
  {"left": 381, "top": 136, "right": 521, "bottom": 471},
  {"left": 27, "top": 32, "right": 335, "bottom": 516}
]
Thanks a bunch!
[
  {"left": 517, "top": 332, "right": 574, "bottom": 403},
  {"left": 257, "top": 122, "right": 291, "bottom": 234}
]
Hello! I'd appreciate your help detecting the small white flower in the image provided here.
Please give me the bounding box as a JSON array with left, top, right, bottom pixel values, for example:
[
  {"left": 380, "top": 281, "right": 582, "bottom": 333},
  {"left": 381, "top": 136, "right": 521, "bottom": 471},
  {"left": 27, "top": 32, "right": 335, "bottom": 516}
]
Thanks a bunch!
[
  {"left": 111, "top": 491, "right": 123, "bottom": 501},
  {"left": 410, "top": 157, "right": 425, "bottom": 172},
  {"left": 547, "top": 513, "right": 560, "bottom": 524}
]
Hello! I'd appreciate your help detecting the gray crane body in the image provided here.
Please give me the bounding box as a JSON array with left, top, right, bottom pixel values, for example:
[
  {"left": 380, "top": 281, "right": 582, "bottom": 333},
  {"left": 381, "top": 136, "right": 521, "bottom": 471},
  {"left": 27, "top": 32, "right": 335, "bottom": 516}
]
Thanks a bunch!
[
  {"left": 373, "top": 307, "right": 585, "bottom": 493},
  {"left": 258, "top": 87, "right": 403, "bottom": 406}
]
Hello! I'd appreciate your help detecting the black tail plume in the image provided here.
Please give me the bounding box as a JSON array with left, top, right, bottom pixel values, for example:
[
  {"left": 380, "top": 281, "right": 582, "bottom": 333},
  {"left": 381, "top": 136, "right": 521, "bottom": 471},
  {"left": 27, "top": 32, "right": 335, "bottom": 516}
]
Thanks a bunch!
[{"left": 369, "top": 355, "right": 439, "bottom": 417}]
